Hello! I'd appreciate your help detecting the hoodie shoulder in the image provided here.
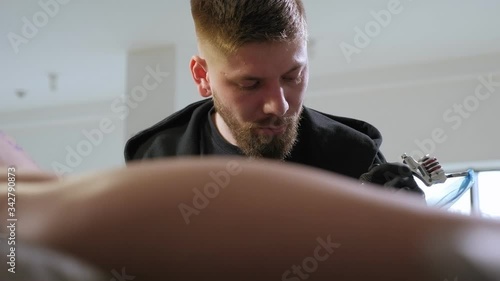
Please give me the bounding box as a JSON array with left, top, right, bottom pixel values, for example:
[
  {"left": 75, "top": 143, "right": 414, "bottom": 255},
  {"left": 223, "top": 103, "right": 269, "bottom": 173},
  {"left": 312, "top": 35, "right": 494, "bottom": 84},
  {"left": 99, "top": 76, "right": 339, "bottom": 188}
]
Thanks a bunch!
[
  {"left": 303, "top": 107, "right": 384, "bottom": 148},
  {"left": 124, "top": 99, "right": 212, "bottom": 161},
  {"left": 292, "top": 107, "right": 386, "bottom": 178}
]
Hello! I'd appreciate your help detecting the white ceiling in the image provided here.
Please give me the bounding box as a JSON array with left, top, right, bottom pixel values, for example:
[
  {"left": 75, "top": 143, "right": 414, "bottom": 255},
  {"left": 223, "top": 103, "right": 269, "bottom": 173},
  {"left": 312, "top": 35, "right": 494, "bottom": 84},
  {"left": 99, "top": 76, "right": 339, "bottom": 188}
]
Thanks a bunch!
[{"left": 1, "top": 0, "right": 500, "bottom": 111}]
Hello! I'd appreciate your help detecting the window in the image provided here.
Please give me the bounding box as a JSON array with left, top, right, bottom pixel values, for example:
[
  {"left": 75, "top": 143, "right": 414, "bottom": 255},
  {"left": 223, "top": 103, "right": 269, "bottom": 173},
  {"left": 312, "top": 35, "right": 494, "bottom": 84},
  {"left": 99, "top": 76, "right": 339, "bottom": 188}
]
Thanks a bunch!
[
  {"left": 424, "top": 170, "right": 500, "bottom": 219},
  {"left": 477, "top": 171, "right": 500, "bottom": 219}
]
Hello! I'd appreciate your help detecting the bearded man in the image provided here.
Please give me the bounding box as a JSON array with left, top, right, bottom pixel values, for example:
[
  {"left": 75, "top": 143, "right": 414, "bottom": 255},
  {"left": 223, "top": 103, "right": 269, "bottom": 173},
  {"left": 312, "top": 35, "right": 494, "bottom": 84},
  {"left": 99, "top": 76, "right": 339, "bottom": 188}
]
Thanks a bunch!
[{"left": 124, "top": 0, "right": 422, "bottom": 195}]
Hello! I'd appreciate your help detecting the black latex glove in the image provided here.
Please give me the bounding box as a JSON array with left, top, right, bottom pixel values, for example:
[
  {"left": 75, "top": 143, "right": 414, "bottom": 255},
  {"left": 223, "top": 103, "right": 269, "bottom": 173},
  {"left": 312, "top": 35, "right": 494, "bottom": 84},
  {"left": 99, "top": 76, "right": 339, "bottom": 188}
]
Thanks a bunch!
[{"left": 359, "top": 163, "right": 426, "bottom": 199}]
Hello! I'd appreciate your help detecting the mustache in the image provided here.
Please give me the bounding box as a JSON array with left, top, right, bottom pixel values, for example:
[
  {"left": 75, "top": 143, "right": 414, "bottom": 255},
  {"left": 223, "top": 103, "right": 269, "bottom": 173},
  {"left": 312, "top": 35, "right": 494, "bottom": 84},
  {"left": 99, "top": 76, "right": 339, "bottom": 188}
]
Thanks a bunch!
[{"left": 253, "top": 115, "right": 298, "bottom": 128}]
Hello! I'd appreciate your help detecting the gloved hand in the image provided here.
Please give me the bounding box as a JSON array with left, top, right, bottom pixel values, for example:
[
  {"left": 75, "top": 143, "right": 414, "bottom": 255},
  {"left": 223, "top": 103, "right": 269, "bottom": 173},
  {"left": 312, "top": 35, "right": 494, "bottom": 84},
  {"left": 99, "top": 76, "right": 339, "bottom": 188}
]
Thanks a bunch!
[{"left": 359, "top": 162, "right": 425, "bottom": 199}]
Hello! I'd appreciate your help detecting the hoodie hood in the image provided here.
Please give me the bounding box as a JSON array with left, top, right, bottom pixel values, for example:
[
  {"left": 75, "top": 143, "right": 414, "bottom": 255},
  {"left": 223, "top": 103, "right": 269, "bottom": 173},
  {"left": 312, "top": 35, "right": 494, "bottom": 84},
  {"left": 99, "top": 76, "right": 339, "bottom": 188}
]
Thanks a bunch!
[{"left": 125, "top": 99, "right": 385, "bottom": 178}]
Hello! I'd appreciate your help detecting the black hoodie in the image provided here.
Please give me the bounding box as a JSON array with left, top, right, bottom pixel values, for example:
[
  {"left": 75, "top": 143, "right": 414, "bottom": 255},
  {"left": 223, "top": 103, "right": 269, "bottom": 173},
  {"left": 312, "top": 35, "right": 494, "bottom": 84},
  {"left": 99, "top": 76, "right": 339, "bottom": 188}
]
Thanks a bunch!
[{"left": 124, "top": 99, "right": 386, "bottom": 179}]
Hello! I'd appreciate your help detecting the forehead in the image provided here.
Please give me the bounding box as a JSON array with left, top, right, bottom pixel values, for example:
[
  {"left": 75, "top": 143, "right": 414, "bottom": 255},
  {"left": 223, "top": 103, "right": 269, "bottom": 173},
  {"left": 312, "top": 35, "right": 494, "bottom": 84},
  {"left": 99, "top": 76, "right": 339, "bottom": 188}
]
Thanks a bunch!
[{"left": 215, "top": 41, "right": 308, "bottom": 78}]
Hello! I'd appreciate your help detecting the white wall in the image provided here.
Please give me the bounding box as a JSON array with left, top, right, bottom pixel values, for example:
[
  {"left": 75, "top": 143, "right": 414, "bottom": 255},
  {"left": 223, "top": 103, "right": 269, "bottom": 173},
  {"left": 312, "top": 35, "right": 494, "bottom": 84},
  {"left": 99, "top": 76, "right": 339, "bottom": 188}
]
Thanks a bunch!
[
  {"left": 2, "top": 1, "right": 499, "bottom": 174},
  {"left": 0, "top": 99, "right": 126, "bottom": 175},
  {"left": 2, "top": 50, "right": 499, "bottom": 174},
  {"left": 175, "top": 40, "right": 202, "bottom": 110},
  {"left": 0, "top": 46, "right": 178, "bottom": 176},
  {"left": 125, "top": 45, "right": 177, "bottom": 139},
  {"left": 305, "top": 52, "right": 500, "bottom": 169}
]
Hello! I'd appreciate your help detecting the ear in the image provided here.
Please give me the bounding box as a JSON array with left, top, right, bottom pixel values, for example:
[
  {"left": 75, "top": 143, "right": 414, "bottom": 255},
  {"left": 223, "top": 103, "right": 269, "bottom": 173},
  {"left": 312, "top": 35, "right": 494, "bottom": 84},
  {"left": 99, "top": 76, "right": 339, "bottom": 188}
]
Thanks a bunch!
[{"left": 190, "top": 56, "right": 212, "bottom": 98}]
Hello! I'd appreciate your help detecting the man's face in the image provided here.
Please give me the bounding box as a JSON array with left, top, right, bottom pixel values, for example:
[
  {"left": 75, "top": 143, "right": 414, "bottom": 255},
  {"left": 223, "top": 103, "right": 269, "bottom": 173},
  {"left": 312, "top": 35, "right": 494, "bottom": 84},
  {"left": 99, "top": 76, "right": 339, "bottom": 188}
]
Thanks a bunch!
[{"left": 197, "top": 40, "right": 308, "bottom": 159}]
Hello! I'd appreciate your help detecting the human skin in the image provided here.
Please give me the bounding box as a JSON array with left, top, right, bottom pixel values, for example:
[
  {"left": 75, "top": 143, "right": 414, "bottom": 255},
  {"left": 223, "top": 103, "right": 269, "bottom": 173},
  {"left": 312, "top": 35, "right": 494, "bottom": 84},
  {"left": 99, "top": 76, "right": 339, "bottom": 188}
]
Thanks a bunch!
[
  {"left": 0, "top": 167, "right": 58, "bottom": 182},
  {"left": 0, "top": 132, "right": 57, "bottom": 182},
  {"left": 0, "top": 131, "right": 40, "bottom": 171},
  {"left": 190, "top": 40, "right": 308, "bottom": 145},
  {"left": 1, "top": 157, "right": 499, "bottom": 281}
]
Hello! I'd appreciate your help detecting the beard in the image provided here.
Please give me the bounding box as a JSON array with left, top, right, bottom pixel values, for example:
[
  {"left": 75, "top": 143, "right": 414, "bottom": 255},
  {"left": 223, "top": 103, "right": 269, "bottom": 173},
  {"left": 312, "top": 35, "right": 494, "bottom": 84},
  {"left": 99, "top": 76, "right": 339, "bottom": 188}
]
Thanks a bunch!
[{"left": 213, "top": 93, "right": 301, "bottom": 160}]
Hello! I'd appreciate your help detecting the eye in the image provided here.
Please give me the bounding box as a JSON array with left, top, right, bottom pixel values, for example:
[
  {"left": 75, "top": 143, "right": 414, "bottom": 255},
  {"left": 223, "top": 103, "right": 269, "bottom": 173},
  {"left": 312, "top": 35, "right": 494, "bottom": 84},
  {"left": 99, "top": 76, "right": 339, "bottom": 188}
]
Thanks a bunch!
[
  {"left": 283, "top": 76, "right": 302, "bottom": 84},
  {"left": 238, "top": 81, "right": 260, "bottom": 90}
]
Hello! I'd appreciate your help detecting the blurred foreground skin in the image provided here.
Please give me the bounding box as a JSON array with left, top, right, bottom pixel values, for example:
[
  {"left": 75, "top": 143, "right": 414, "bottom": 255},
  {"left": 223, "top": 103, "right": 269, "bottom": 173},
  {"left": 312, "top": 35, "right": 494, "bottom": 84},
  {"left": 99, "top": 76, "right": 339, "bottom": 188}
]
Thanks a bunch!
[
  {"left": 0, "top": 131, "right": 59, "bottom": 182},
  {"left": 1, "top": 157, "right": 500, "bottom": 281},
  {"left": 0, "top": 168, "right": 58, "bottom": 182},
  {"left": 0, "top": 131, "right": 41, "bottom": 171}
]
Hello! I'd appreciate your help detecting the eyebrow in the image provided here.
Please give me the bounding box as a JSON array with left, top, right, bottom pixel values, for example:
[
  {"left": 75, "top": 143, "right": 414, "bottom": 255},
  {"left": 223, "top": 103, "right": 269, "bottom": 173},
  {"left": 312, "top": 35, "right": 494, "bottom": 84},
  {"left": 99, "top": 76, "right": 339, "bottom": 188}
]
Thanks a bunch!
[{"left": 235, "top": 63, "right": 304, "bottom": 81}]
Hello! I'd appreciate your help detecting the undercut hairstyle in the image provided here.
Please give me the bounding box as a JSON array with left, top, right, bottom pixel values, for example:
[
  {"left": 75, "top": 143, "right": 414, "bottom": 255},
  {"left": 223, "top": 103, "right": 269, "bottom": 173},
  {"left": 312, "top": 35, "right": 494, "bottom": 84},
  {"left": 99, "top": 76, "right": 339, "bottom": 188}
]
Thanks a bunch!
[{"left": 191, "top": 0, "right": 308, "bottom": 55}]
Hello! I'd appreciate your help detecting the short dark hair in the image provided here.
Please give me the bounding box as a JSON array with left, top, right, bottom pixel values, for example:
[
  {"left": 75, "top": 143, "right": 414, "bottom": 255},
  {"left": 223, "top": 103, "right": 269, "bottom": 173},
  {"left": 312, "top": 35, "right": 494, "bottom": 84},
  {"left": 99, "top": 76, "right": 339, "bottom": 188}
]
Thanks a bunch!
[{"left": 191, "top": 0, "right": 308, "bottom": 55}]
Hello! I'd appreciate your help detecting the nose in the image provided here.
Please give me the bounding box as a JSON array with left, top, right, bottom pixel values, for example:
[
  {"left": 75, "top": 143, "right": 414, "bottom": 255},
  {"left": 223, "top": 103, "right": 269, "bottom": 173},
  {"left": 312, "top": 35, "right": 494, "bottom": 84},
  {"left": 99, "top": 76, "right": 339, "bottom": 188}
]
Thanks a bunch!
[{"left": 263, "top": 83, "right": 289, "bottom": 116}]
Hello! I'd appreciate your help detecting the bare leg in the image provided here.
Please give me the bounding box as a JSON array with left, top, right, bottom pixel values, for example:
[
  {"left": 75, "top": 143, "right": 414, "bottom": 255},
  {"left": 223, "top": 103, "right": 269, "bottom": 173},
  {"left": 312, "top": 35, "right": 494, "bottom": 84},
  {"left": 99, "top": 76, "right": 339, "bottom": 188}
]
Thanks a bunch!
[{"left": 2, "top": 157, "right": 500, "bottom": 280}]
